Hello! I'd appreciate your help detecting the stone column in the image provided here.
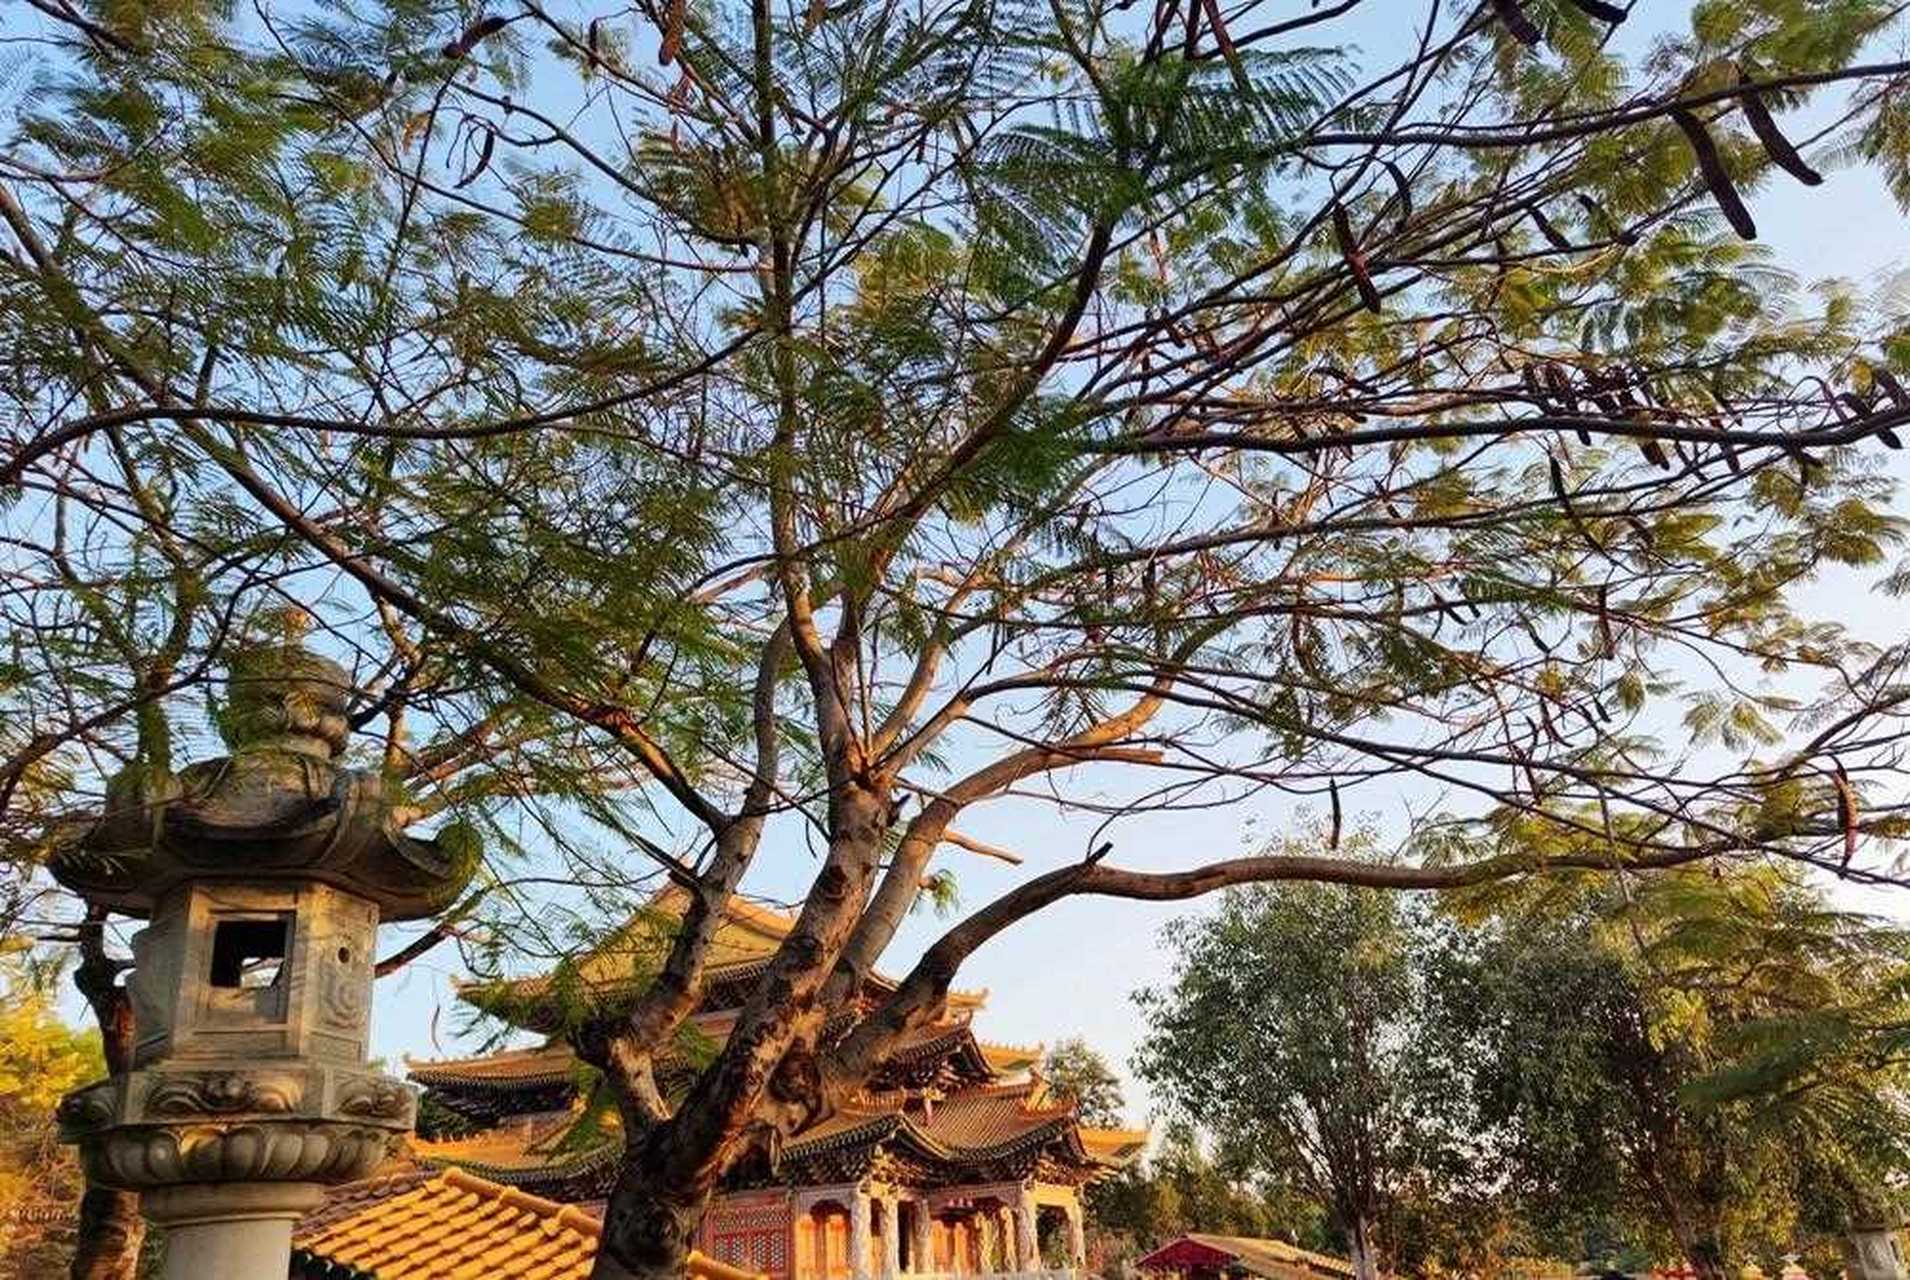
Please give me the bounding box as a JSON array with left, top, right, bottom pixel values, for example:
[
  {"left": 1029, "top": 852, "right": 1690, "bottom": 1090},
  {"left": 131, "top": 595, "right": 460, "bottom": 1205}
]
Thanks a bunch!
[
  {"left": 1064, "top": 1202, "right": 1086, "bottom": 1273},
  {"left": 146, "top": 1183, "right": 325, "bottom": 1280},
  {"left": 912, "top": 1201, "right": 934, "bottom": 1276},
  {"left": 882, "top": 1197, "right": 902, "bottom": 1280},
  {"left": 1013, "top": 1187, "right": 1038, "bottom": 1272},
  {"left": 1846, "top": 1225, "right": 1908, "bottom": 1280},
  {"left": 851, "top": 1191, "right": 874, "bottom": 1280}
]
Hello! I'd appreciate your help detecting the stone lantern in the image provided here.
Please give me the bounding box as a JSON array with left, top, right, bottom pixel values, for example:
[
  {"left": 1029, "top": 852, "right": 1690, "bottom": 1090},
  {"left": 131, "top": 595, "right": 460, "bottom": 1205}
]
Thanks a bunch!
[
  {"left": 50, "top": 645, "right": 479, "bottom": 1280},
  {"left": 1847, "top": 1224, "right": 1909, "bottom": 1280}
]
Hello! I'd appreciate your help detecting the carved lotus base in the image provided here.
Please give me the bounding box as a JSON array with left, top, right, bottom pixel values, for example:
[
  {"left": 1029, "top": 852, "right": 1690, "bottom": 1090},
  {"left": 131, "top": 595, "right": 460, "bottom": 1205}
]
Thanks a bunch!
[
  {"left": 77, "top": 1119, "right": 395, "bottom": 1191},
  {"left": 57, "top": 1061, "right": 413, "bottom": 1192}
]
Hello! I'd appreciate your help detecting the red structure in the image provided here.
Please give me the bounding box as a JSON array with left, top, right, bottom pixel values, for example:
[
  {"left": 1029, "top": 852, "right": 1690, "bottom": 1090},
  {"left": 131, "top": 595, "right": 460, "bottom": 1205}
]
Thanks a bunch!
[{"left": 1138, "top": 1234, "right": 1356, "bottom": 1280}]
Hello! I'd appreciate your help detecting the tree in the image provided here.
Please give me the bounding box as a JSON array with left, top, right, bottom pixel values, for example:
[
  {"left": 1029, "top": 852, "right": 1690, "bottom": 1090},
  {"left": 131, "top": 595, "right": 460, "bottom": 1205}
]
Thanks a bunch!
[
  {"left": 1135, "top": 849, "right": 1457, "bottom": 1280},
  {"left": 0, "top": 947, "right": 103, "bottom": 1279},
  {"left": 8, "top": 0, "right": 1910, "bottom": 1276},
  {"left": 1043, "top": 1038, "right": 1128, "bottom": 1129},
  {"left": 1423, "top": 865, "right": 1910, "bottom": 1280}
]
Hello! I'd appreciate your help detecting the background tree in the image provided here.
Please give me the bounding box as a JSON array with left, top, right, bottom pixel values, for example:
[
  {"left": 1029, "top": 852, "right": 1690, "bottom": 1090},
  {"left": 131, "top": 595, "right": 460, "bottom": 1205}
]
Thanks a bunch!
[
  {"left": 9, "top": 0, "right": 1910, "bottom": 1276},
  {"left": 1423, "top": 864, "right": 1910, "bottom": 1280},
  {"left": 1135, "top": 842, "right": 1461, "bottom": 1280},
  {"left": 1043, "top": 1038, "right": 1129, "bottom": 1130},
  {"left": 0, "top": 945, "right": 104, "bottom": 1279}
]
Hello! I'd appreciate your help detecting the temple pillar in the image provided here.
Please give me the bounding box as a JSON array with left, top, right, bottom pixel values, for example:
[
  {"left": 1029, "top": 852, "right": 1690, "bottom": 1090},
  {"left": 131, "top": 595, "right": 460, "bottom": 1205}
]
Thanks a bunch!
[
  {"left": 1065, "top": 1201, "right": 1086, "bottom": 1272},
  {"left": 851, "top": 1192, "right": 873, "bottom": 1280},
  {"left": 882, "top": 1197, "right": 901, "bottom": 1280},
  {"left": 911, "top": 1202, "right": 933, "bottom": 1275},
  {"left": 1013, "top": 1187, "right": 1038, "bottom": 1272}
]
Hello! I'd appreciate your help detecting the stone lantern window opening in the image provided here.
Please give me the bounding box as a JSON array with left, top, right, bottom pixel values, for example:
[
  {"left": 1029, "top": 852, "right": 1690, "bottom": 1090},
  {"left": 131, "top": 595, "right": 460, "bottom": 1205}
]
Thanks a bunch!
[{"left": 208, "top": 915, "right": 290, "bottom": 992}]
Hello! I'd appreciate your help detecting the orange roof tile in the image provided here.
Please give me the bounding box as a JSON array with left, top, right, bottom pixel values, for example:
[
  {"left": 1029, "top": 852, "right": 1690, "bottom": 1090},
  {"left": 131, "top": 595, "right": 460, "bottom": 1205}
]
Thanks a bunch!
[
  {"left": 294, "top": 1167, "right": 764, "bottom": 1280},
  {"left": 412, "top": 1113, "right": 621, "bottom": 1181},
  {"left": 1078, "top": 1125, "right": 1149, "bottom": 1164}
]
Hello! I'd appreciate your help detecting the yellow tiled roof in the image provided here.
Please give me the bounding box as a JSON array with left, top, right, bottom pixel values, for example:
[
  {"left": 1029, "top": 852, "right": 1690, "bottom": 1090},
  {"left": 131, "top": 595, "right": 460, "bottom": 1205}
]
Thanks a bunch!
[
  {"left": 458, "top": 888, "right": 985, "bottom": 1025},
  {"left": 293, "top": 1167, "right": 765, "bottom": 1280}
]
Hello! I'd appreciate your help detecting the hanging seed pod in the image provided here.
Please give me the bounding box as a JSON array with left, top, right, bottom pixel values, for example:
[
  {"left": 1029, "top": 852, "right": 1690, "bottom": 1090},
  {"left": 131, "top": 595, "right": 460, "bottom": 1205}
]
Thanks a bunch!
[
  {"left": 1872, "top": 368, "right": 1910, "bottom": 410},
  {"left": 1526, "top": 201, "right": 1573, "bottom": 251},
  {"left": 1637, "top": 437, "right": 1670, "bottom": 469},
  {"left": 1575, "top": 192, "right": 1638, "bottom": 246},
  {"left": 1833, "top": 758, "right": 1859, "bottom": 868},
  {"left": 1563, "top": 0, "right": 1626, "bottom": 21},
  {"left": 453, "top": 126, "right": 496, "bottom": 188},
  {"left": 1382, "top": 160, "right": 1414, "bottom": 231},
  {"left": 1708, "top": 416, "right": 1743, "bottom": 474},
  {"left": 1328, "top": 779, "right": 1343, "bottom": 850},
  {"left": 441, "top": 14, "right": 509, "bottom": 60},
  {"left": 1671, "top": 108, "right": 1757, "bottom": 240},
  {"left": 1548, "top": 456, "right": 1573, "bottom": 510},
  {"left": 1736, "top": 67, "right": 1822, "bottom": 186},
  {"left": 1877, "top": 423, "right": 1904, "bottom": 449},
  {"left": 1489, "top": 0, "right": 1542, "bottom": 46},
  {"left": 1333, "top": 203, "right": 1383, "bottom": 312},
  {"left": 660, "top": 0, "right": 686, "bottom": 65}
]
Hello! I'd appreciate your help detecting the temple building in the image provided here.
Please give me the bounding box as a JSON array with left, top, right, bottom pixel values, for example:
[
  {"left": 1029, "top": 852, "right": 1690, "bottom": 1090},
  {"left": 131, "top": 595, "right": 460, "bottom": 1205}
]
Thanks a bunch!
[{"left": 399, "top": 889, "right": 1147, "bottom": 1280}]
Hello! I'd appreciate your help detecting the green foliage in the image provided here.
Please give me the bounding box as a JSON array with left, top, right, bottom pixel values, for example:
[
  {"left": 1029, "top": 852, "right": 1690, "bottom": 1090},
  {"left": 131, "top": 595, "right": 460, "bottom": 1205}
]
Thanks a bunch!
[
  {"left": 1134, "top": 834, "right": 1463, "bottom": 1277},
  {"left": 1041, "top": 1036, "right": 1126, "bottom": 1128},
  {"left": 1424, "top": 864, "right": 1910, "bottom": 1272}
]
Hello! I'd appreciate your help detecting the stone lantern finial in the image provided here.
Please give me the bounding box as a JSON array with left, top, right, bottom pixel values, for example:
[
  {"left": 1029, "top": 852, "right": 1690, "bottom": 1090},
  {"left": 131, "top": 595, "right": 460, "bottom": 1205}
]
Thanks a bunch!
[{"left": 52, "top": 643, "right": 480, "bottom": 1280}]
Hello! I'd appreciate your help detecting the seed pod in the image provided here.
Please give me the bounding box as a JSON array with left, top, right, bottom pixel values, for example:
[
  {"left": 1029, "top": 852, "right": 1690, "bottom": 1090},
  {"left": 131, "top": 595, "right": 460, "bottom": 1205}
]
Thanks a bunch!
[
  {"left": 441, "top": 14, "right": 509, "bottom": 60},
  {"left": 454, "top": 126, "right": 496, "bottom": 188},
  {"left": 1671, "top": 108, "right": 1757, "bottom": 240},
  {"left": 1490, "top": 0, "right": 1542, "bottom": 46},
  {"left": 1709, "top": 416, "right": 1742, "bottom": 474},
  {"left": 1563, "top": 0, "right": 1626, "bottom": 21},
  {"left": 1382, "top": 160, "right": 1414, "bottom": 230},
  {"left": 1548, "top": 456, "right": 1572, "bottom": 511},
  {"left": 660, "top": 0, "right": 685, "bottom": 65},
  {"left": 1833, "top": 759, "right": 1858, "bottom": 868},
  {"left": 1527, "top": 201, "right": 1573, "bottom": 251},
  {"left": 1638, "top": 437, "right": 1670, "bottom": 470},
  {"left": 1736, "top": 67, "right": 1822, "bottom": 186},
  {"left": 1870, "top": 367, "right": 1910, "bottom": 408},
  {"left": 1333, "top": 203, "right": 1383, "bottom": 312}
]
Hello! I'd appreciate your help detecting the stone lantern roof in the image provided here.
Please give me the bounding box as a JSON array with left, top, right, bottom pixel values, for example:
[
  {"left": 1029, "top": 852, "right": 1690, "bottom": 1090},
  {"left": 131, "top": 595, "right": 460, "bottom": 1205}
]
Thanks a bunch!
[{"left": 49, "top": 644, "right": 477, "bottom": 921}]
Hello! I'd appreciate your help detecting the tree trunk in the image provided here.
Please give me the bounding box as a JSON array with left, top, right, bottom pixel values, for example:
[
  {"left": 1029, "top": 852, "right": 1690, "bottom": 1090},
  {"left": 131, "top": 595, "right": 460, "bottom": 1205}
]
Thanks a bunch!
[
  {"left": 1344, "top": 1216, "right": 1380, "bottom": 1280},
  {"left": 71, "top": 910, "right": 144, "bottom": 1280},
  {"left": 592, "top": 1155, "right": 710, "bottom": 1280},
  {"left": 69, "top": 1187, "right": 146, "bottom": 1280}
]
